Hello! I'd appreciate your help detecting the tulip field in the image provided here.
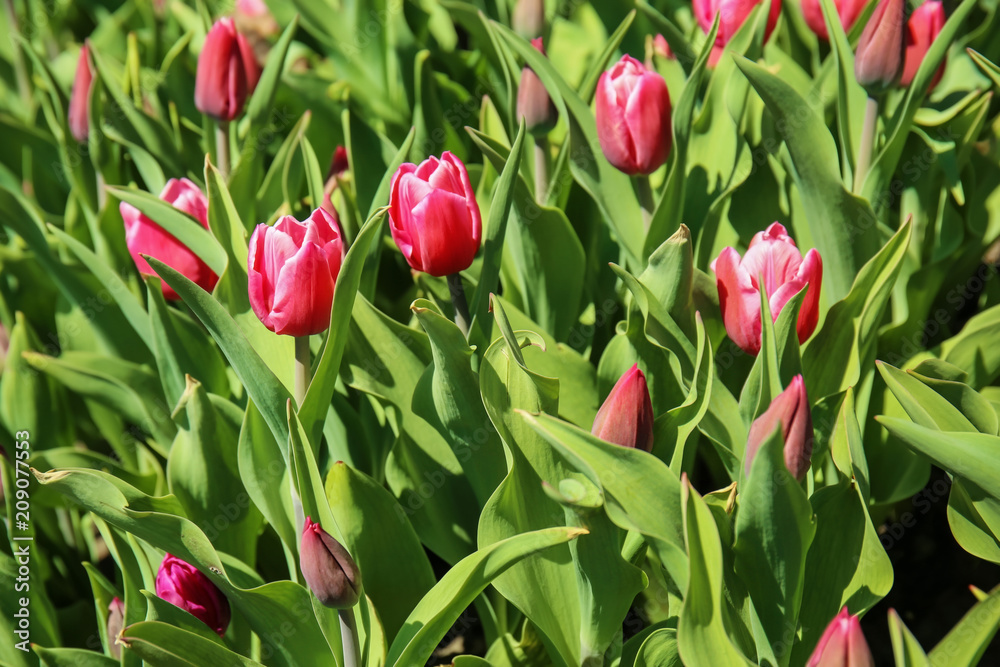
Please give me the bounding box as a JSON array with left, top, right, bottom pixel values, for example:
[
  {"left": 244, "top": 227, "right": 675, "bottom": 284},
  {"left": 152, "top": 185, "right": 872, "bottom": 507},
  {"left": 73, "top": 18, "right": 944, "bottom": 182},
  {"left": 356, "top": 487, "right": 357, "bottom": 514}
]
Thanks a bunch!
[{"left": 3, "top": 0, "right": 1000, "bottom": 664}]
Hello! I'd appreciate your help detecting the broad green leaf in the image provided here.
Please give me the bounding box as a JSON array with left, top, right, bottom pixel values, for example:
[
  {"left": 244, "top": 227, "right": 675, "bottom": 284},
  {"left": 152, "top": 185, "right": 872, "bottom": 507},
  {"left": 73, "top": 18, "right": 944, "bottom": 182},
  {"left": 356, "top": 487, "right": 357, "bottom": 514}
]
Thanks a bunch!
[
  {"left": 738, "top": 290, "right": 804, "bottom": 426},
  {"left": 948, "top": 478, "right": 1000, "bottom": 564},
  {"left": 386, "top": 527, "right": 585, "bottom": 667},
  {"left": 802, "top": 222, "right": 912, "bottom": 400},
  {"left": 938, "top": 304, "right": 1000, "bottom": 389},
  {"left": 734, "top": 57, "right": 880, "bottom": 301},
  {"left": 829, "top": 388, "right": 872, "bottom": 500},
  {"left": 928, "top": 584, "right": 1000, "bottom": 666},
  {"left": 146, "top": 257, "right": 292, "bottom": 450},
  {"left": 909, "top": 361, "right": 999, "bottom": 435},
  {"left": 324, "top": 461, "right": 436, "bottom": 642},
  {"left": 658, "top": 314, "right": 714, "bottom": 472},
  {"left": 818, "top": 0, "right": 867, "bottom": 181},
  {"left": 875, "top": 417, "right": 1000, "bottom": 501},
  {"left": 33, "top": 648, "right": 120, "bottom": 667},
  {"left": 634, "top": 628, "right": 682, "bottom": 667},
  {"left": 141, "top": 591, "right": 228, "bottom": 646},
  {"left": 878, "top": 361, "right": 980, "bottom": 433},
  {"left": 734, "top": 427, "right": 816, "bottom": 667},
  {"left": 411, "top": 301, "right": 505, "bottom": 506},
  {"left": 119, "top": 621, "right": 265, "bottom": 666},
  {"left": 519, "top": 412, "right": 688, "bottom": 592},
  {"left": 677, "top": 479, "right": 755, "bottom": 667}
]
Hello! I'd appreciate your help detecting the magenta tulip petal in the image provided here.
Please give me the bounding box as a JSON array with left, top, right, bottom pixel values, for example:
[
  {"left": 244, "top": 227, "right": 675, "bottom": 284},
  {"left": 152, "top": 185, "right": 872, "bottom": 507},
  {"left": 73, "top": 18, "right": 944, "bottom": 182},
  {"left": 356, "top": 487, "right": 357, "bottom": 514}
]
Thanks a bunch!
[
  {"left": 746, "top": 375, "right": 812, "bottom": 480},
  {"left": 714, "top": 246, "right": 763, "bottom": 355},
  {"left": 268, "top": 242, "right": 335, "bottom": 336},
  {"left": 155, "top": 554, "right": 230, "bottom": 636},
  {"left": 595, "top": 55, "right": 671, "bottom": 175},
  {"left": 69, "top": 45, "right": 94, "bottom": 143},
  {"left": 195, "top": 18, "right": 260, "bottom": 120},
  {"left": 592, "top": 364, "right": 654, "bottom": 452}
]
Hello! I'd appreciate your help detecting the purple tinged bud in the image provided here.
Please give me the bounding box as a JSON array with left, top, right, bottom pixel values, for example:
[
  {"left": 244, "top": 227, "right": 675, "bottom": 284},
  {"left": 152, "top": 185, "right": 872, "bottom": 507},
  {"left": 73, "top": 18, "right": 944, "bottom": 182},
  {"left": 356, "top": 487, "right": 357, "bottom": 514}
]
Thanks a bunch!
[
  {"left": 517, "top": 38, "right": 558, "bottom": 136},
  {"left": 300, "top": 516, "right": 362, "bottom": 609},
  {"left": 807, "top": 607, "right": 875, "bottom": 667},
  {"left": 854, "top": 0, "right": 906, "bottom": 93},
  {"left": 512, "top": 0, "right": 545, "bottom": 38},
  {"left": 107, "top": 597, "right": 124, "bottom": 659},
  {"left": 592, "top": 364, "right": 655, "bottom": 452},
  {"left": 155, "top": 554, "right": 231, "bottom": 636},
  {"left": 745, "top": 375, "right": 813, "bottom": 481}
]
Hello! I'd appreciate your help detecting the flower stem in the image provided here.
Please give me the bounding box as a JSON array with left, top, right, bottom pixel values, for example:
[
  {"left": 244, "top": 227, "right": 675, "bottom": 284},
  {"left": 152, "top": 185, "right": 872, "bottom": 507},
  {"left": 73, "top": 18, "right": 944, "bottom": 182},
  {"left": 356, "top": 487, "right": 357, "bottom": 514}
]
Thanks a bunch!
[
  {"left": 216, "top": 120, "right": 231, "bottom": 180},
  {"left": 854, "top": 96, "right": 879, "bottom": 195},
  {"left": 447, "top": 273, "right": 471, "bottom": 338},
  {"left": 294, "top": 336, "right": 310, "bottom": 408},
  {"left": 636, "top": 175, "right": 655, "bottom": 231},
  {"left": 338, "top": 609, "right": 361, "bottom": 667},
  {"left": 534, "top": 136, "right": 548, "bottom": 205}
]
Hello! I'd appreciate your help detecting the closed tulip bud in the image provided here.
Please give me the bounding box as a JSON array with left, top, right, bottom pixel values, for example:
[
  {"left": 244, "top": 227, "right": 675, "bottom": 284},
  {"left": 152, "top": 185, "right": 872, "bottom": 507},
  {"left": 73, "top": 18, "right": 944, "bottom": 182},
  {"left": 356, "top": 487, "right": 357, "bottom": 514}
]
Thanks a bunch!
[
  {"left": 388, "top": 152, "right": 482, "bottom": 277},
  {"left": 900, "top": 1, "right": 946, "bottom": 89},
  {"left": 69, "top": 44, "right": 94, "bottom": 143},
  {"left": 155, "top": 554, "right": 231, "bottom": 636},
  {"left": 107, "top": 597, "right": 124, "bottom": 659},
  {"left": 517, "top": 38, "right": 558, "bottom": 136},
  {"left": 300, "top": 517, "right": 361, "bottom": 609},
  {"left": 711, "top": 222, "right": 822, "bottom": 355},
  {"left": 512, "top": 0, "right": 544, "bottom": 38},
  {"left": 121, "top": 178, "right": 218, "bottom": 300},
  {"left": 746, "top": 375, "right": 813, "bottom": 481},
  {"left": 694, "top": 0, "right": 782, "bottom": 65},
  {"left": 328, "top": 145, "right": 349, "bottom": 179},
  {"left": 653, "top": 34, "right": 674, "bottom": 60},
  {"left": 195, "top": 18, "right": 261, "bottom": 121},
  {"left": 854, "top": 0, "right": 905, "bottom": 93},
  {"left": 592, "top": 364, "right": 654, "bottom": 452},
  {"left": 248, "top": 208, "right": 345, "bottom": 337},
  {"left": 801, "top": 0, "right": 866, "bottom": 40},
  {"left": 595, "top": 55, "right": 672, "bottom": 175},
  {"left": 807, "top": 607, "right": 875, "bottom": 667}
]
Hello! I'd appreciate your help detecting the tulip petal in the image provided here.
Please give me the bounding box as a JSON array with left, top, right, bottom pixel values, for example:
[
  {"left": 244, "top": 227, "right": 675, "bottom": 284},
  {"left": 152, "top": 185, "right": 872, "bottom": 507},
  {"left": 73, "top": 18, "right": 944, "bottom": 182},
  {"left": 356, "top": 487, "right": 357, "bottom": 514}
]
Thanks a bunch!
[
  {"left": 409, "top": 189, "right": 478, "bottom": 277},
  {"left": 268, "top": 241, "right": 335, "bottom": 336},
  {"left": 596, "top": 72, "right": 638, "bottom": 174},
  {"left": 741, "top": 237, "right": 803, "bottom": 296},
  {"left": 715, "top": 246, "right": 762, "bottom": 354},
  {"left": 624, "top": 74, "right": 671, "bottom": 174}
]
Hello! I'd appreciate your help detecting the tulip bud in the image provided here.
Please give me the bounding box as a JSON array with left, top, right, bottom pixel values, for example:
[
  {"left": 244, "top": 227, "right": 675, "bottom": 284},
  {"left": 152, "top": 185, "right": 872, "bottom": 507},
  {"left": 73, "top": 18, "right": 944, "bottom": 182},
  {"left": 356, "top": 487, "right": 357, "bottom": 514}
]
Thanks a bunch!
[
  {"left": 807, "top": 607, "right": 875, "bottom": 667},
  {"left": 106, "top": 597, "right": 124, "bottom": 659},
  {"left": 694, "top": 0, "right": 782, "bottom": 65},
  {"left": 69, "top": 44, "right": 94, "bottom": 143},
  {"left": 854, "top": 0, "right": 905, "bottom": 94},
  {"left": 653, "top": 34, "right": 674, "bottom": 60},
  {"left": 300, "top": 516, "right": 362, "bottom": 609},
  {"left": 900, "top": 1, "right": 946, "bottom": 89},
  {"left": 121, "top": 178, "right": 218, "bottom": 300},
  {"left": 711, "top": 222, "right": 822, "bottom": 355},
  {"left": 327, "top": 145, "right": 349, "bottom": 180},
  {"left": 592, "top": 364, "right": 654, "bottom": 452},
  {"left": 517, "top": 38, "right": 558, "bottom": 136},
  {"left": 512, "top": 0, "right": 544, "bottom": 38},
  {"left": 155, "top": 554, "right": 231, "bottom": 635},
  {"left": 194, "top": 18, "right": 261, "bottom": 121},
  {"left": 388, "top": 152, "right": 482, "bottom": 277},
  {"left": 801, "top": 0, "right": 866, "bottom": 40},
  {"left": 248, "top": 208, "right": 345, "bottom": 337},
  {"left": 745, "top": 375, "right": 812, "bottom": 481},
  {"left": 595, "top": 55, "right": 672, "bottom": 175}
]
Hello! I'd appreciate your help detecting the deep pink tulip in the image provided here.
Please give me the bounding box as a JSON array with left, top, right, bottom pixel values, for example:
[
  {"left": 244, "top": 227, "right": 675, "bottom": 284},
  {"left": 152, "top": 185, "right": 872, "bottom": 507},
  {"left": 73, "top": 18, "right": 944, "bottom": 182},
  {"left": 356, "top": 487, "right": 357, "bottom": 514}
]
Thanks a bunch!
[
  {"left": 900, "top": 1, "right": 946, "bottom": 89},
  {"left": 801, "top": 0, "right": 866, "bottom": 40},
  {"left": 517, "top": 38, "right": 558, "bottom": 135},
  {"left": 388, "top": 152, "right": 482, "bottom": 277},
  {"left": 194, "top": 18, "right": 261, "bottom": 120},
  {"left": 248, "top": 208, "right": 345, "bottom": 337},
  {"left": 712, "top": 222, "right": 822, "bottom": 355},
  {"left": 592, "top": 364, "right": 654, "bottom": 452},
  {"left": 300, "top": 517, "right": 362, "bottom": 609},
  {"left": 694, "top": 0, "right": 782, "bottom": 65},
  {"left": 595, "top": 55, "right": 672, "bottom": 175},
  {"left": 69, "top": 44, "right": 94, "bottom": 143},
  {"left": 745, "top": 375, "right": 813, "bottom": 481},
  {"left": 121, "top": 178, "right": 218, "bottom": 300},
  {"left": 155, "top": 554, "right": 230, "bottom": 636},
  {"left": 807, "top": 607, "right": 875, "bottom": 667},
  {"left": 854, "top": 0, "right": 905, "bottom": 92}
]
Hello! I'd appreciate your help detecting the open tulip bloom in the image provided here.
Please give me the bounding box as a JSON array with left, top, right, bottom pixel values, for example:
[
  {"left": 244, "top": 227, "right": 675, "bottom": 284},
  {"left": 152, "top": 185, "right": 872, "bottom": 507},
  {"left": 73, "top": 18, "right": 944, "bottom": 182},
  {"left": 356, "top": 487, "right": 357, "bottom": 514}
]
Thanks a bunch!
[{"left": 15, "top": 1, "right": 1000, "bottom": 666}]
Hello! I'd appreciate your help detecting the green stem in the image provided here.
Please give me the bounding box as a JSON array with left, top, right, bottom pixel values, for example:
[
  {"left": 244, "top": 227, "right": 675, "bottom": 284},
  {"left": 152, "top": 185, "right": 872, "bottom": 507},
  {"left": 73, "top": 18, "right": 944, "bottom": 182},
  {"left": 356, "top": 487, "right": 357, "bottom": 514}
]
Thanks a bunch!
[
  {"left": 294, "top": 336, "right": 310, "bottom": 408},
  {"left": 338, "top": 609, "right": 361, "bottom": 667},
  {"left": 533, "top": 136, "right": 548, "bottom": 205},
  {"left": 447, "top": 273, "right": 471, "bottom": 338},
  {"left": 636, "top": 175, "right": 655, "bottom": 231},
  {"left": 854, "top": 96, "right": 878, "bottom": 195},
  {"left": 216, "top": 120, "right": 231, "bottom": 180},
  {"left": 4, "top": 0, "right": 32, "bottom": 112}
]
